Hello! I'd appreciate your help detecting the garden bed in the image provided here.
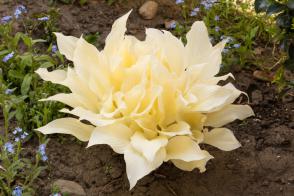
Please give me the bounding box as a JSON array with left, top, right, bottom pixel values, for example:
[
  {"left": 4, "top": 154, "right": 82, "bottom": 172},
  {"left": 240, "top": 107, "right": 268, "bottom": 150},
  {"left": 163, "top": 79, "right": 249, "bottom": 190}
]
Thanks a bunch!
[{"left": 1, "top": 0, "right": 294, "bottom": 195}]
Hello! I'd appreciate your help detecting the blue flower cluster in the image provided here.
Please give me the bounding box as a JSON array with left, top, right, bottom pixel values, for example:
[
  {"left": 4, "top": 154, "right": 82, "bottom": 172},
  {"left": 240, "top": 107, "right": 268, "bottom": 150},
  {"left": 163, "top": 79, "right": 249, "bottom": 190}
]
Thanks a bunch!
[
  {"left": 12, "top": 186, "right": 22, "bottom": 196},
  {"left": 4, "top": 142, "right": 14, "bottom": 153},
  {"left": 201, "top": 0, "right": 218, "bottom": 10},
  {"left": 38, "top": 144, "right": 48, "bottom": 161},
  {"left": 219, "top": 36, "right": 241, "bottom": 54},
  {"left": 13, "top": 127, "right": 29, "bottom": 142},
  {"left": 14, "top": 5, "right": 27, "bottom": 19},
  {"left": 0, "top": 5, "right": 27, "bottom": 25}
]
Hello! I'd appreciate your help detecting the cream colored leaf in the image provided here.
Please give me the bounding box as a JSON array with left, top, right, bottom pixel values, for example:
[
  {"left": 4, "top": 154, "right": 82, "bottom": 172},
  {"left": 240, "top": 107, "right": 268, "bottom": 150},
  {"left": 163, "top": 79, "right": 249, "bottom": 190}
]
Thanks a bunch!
[
  {"left": 172, "top": 150, "right": 213, "bottom": 172},
  {"left": 203, "top": 128, "right": 241, "bottom": 151},
  {"left": 40, "top": 93, "right": 83, "bottom": 108},
  {"left": 130, "top": 132, "right": 168, "bottom": 162},
  {"left": 36, "top": 118, "right": 94, "bottom": 141},
  {"left": 159, "top": 121, "right": 192, "bottom": 137},
  {"left": 87, "top": 123, "right": 134, "bottom": 154},
  {"left": 124, "top": 145, "right": 166, "bottom": 189},
  {"left": 60, "top": 107, "right": 120, "bottom": 127},
  {"left": 54, "top": 32, "right": 79, "bottom": 61},
  {"left": 104, "top": 10, "right": 132, "bottom": 54},
  {"left": 35, "top": 68, "right": 66, "bottom": 84},
  {"left": 205, "top": 104, "right": 254, "bottom": 127},
  {"left": 166, "top": 136, "right": 206, "bottom": 162},
  {"left": 185, "top": 21, "right": 212, "bottom": 66}
]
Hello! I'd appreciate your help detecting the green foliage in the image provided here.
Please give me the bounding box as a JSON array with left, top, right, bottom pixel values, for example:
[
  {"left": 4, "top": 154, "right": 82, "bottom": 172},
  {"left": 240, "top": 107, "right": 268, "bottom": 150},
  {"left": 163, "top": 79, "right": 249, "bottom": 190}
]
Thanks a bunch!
[
  {"left": 174, "top": 0, "right": 277, "bottom": 72},
  {"left": 0, "top": 8, "right": 66, "bottom": 194},
  {"left": 255, "top": 0, "right": 294, "bottom": 87}
]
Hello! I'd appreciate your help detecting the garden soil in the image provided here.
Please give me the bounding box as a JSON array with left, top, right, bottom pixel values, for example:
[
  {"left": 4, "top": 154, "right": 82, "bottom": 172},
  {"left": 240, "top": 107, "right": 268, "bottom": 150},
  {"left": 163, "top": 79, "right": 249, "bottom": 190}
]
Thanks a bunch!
[{"left": 1, "top": 0, "right": 294, "bottom": 195}]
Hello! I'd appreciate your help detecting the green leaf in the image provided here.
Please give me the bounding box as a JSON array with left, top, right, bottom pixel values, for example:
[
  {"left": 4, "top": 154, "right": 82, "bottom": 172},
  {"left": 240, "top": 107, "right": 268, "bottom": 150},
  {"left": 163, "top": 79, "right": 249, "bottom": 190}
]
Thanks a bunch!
[
  {"left": 40, "top": 62, "right": 54, "bottom": 68},
  {"left": 34, "top": 55, "right": 55, "bottom": 63},
  {"left": 0, "top": 50, "right": 9, "bottom": 56},
  {"left": 21, "top": 74, "right": 33, "bottom": 95},
  {"left": 254, "top": 0, "right": 274, "bottom": 13},
  {"left": 13, "top": 32, "right": 23, "bottom": 47},
  {"left": 84, "top": 32, "right": 100, "bottom": 45},
  {"left": 22, "top": 34, "right": 33, "bottom": 48},
  {"left": 20, "top": 54, "right": 33, "bottom": 68},
  {"left": 8, "top": 70, "right": 24, "bottom": 79},
  {"left": 32, "top": 39, "right": 47, "bottom": 45},
  {"left": 249, "top": 26, "right": 259, "bottom": 39}
]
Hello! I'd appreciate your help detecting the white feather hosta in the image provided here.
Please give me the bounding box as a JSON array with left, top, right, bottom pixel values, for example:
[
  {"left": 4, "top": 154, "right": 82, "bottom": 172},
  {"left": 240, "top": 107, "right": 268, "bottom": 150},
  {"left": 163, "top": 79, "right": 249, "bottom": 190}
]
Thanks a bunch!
[{"left": 35, "top": 11, "right": 254, "bottom": 189}]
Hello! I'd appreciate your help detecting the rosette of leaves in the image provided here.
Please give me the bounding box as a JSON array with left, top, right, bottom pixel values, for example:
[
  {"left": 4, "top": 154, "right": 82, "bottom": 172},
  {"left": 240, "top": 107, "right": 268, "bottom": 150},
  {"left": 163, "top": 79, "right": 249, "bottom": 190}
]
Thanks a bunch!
[{"left": 255, "top": 0, "right": 294, "bottom": 71}]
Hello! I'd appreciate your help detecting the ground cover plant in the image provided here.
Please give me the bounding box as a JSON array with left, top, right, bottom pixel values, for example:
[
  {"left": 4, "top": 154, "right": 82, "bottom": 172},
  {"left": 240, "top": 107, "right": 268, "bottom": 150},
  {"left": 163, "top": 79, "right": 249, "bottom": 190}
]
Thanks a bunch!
[{"left": 0, "top": 0, "right": 293, "bottom": 195}]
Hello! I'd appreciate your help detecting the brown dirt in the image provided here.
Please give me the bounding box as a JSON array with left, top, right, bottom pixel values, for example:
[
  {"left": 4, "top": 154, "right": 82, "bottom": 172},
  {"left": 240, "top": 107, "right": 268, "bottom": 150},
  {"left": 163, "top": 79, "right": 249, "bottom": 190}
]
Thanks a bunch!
[{"left": 1, "top": 1, "right": 294, "bottom": 196}]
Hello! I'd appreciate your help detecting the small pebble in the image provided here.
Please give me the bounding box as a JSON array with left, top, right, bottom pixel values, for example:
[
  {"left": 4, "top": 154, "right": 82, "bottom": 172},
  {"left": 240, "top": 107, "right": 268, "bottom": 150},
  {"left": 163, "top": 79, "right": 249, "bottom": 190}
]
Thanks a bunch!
[{"left": 139, "top": 1, "right": 159, "bottom": 20}]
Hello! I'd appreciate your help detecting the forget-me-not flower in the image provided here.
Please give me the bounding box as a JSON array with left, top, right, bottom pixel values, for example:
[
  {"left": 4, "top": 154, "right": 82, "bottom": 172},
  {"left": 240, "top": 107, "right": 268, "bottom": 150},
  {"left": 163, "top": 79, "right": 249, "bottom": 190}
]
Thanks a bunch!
[
  {"left": 1, "top": 16, "right": 12, "bottom": 24},
  {"left": 2, "top": 52, "right": 14, "bottom": 62},
  {"left": 38, "top": 143, "right": 48, "bottom": 161},
  {"left": 233, "top": 43, "right": 241, "bottom": 48},
  {"left": 14, "top": 5, "right": 27, "bottom": 19},
  {"left": 4, "top": 142, "right": 14, "bottom": 153},
  {"left": 52, "top": 45, "right": 58, "bottom": 53},
  {"left": 38, "top": 16, "right": 50, "bottom": 21},
  {"left": 176, "top": 0, "right": 184, "bottom": 4},
  {"left": 12, "top": 186, "right": 22, "bottom": 196},
  {"left": 5, "top": 89, "right": 14, "bottom": 95},
  {"left": 190, "top": 7, "right": 200, "bottom": 17}
]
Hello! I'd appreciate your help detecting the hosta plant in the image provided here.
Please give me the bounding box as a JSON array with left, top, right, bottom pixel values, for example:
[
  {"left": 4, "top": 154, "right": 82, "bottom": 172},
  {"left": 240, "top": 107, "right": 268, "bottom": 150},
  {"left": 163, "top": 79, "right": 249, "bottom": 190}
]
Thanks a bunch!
[{"left": 35, "top": 11, "right": 254, "bottom": 189}]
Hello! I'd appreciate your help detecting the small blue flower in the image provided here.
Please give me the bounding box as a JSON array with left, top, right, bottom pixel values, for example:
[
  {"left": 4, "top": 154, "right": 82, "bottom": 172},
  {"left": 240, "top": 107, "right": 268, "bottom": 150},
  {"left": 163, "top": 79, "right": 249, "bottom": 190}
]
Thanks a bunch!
[
  {"left": 39, "top": 144, "right": 46, "bottom": 153},
  {"left": 2, "top": 52, "right": 14, "bottom": 62},
  {"left": 190, "top": 7, "right": 200, "bottom": 17},
  {"left": 175, "top": 0, "right": 184, "bottom": 4},
  {"left": 14, "top": 5, "right": 27, "bottom": 19},
  {"left": 233, "top": 43, "right": 241, "bottom": 48},
  {"left": 5, "top": 88, "right": 14, "bottom": 95},
  {"left": 41, "top": 155, "right": 48, "bottom": 161},
  {"left": 4, "top": 142, "right": 14, "bottom": 153},
  {"left": 214, "top": 15, "right": 220, "bottom": 21},
  {"left": 15, "top": 127, "right": 23, "bottom": 133},
  {"left": 37, "top": 16, "right": 50, "bottom": 21},
  {"left": 15, "top": 137, "right": 20, "bottom": 142},
  {"left": 220, "top": 35, "right": 234, "bottom": 43},
  {"left": 12, "top": 186, "right": 22, "bottom": 196},
  {"left": 215, "top": 26, "right": 220, "bottom": 32},
  {"left": 1, "top": 16, "right": 12, "bottom": 24},
  {"left": 21, "top": 132, "right": 29, "bottom": 139},
  {"left": 52, "top": 45, "right": 58, "bottom": 53},
  {"left": 39, "top": 144, "right": 48, "bottom": 161}
]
